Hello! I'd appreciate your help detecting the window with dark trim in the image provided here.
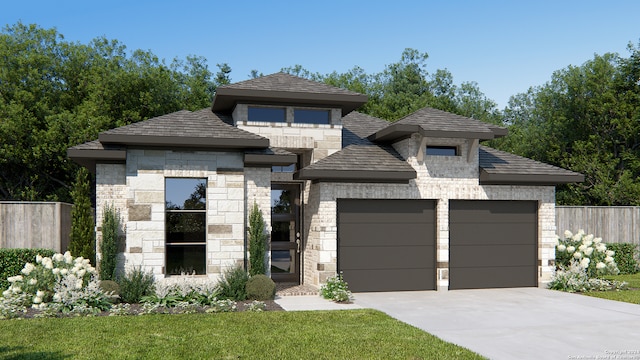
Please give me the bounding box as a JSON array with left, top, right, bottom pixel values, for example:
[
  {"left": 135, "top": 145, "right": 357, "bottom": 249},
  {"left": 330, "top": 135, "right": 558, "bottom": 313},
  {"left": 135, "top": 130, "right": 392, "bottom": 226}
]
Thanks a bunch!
[
  {"left": 426, "top": 146, "right": 458, "bottom": 156},
  {"left": 165, "top": 178, "right": 206, "bottom": 275},
  {"left": 248, "top": 107, "right": 286, "bottom": 123},
  {"left": 294, "top": 109, "right": 330, "bottom": 124}
]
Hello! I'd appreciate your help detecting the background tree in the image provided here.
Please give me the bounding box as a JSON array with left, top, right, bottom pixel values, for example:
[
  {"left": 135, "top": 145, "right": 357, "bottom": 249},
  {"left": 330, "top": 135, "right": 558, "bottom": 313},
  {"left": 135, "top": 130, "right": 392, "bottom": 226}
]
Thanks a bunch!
[
  {"left": 69, "top": 168, "right": 95, "bottom": 263},
  {"left": 491, "top": 43, "right": 640, "bottom": 205}
]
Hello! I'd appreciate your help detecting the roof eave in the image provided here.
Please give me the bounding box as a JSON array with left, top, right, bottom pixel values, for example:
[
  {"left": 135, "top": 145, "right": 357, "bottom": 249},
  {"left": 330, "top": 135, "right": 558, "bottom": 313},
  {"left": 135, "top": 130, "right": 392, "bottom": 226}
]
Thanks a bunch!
[
  {"left": 296, "top": 169, "right": 416, "bottom": 183},
  {"left": 67, "top": 148, "right": 127, "bottom": 174},
  {"left": 99, "top": 134, "right": 269, "bottom": 149},
  {"left": 479, "top": 169, "right": 585, "bottom": 185},
  {"left": 244, "top": 153, "right": 297, "bottom": 166},
  {"left": 368, "top": 124, "right": 496, "bottom": 143}
]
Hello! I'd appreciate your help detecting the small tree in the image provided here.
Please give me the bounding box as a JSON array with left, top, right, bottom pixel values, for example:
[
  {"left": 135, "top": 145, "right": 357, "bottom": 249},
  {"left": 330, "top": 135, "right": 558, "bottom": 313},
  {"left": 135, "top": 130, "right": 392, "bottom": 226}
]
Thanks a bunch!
[
  {"left": 248, "top": 202, "right": 267, "bottom": 275},
  {"left": 69, "top": 168, "right": 95, "bottom": 264},
  {"left": 100, "top": 203, "right": 121, "bottom": 280}
]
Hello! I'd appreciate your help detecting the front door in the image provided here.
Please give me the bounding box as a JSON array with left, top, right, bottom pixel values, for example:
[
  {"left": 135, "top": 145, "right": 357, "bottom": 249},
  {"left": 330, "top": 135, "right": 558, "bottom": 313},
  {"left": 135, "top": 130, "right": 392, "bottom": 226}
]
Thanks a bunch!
[{"left": 270, "top": 184, "right": 301, "bottom": 283}]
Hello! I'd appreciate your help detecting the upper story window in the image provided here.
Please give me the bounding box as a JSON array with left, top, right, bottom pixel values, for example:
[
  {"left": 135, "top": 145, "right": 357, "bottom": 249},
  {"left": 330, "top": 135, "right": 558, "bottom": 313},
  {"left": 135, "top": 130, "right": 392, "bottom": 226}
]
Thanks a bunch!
[
  {"left": 293, "top": 109, "right": 330, "bottom": 124},
  {"left": 426, "top": 146, "right": 458, "bottom": 156},
  {"left": 248, "top": 107, "right": 286, "bottom": 123}
]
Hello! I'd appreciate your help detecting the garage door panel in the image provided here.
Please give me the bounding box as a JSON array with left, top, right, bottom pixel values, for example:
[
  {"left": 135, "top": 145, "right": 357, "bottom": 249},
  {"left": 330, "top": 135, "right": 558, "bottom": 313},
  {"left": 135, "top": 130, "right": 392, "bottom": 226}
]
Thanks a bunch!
[
  {"left": 450, "top": 223, "right": 538, "bottom": 245},
  {"left": 343, "top": 269, "right": 436, "bottom": 292},
  {"left": 450, "top": 267, "right": 537, "bottom": 289},
  {"left": 450, "top": 245, "right": 537, "bottom": 267},
  {"left": 450, "top": 201, "right": 537, "bottom": 223},
  {"left": 449, "top": 200, "right": 537, "bottom": 289},
  {"left": 340, "top": 246, "right": 435, "bottom": 270},
  {"left": 338, "top": 199, "right": 436, "bottom": 292},
  {"left": 339, "top": 223, "right": 435, "bottom": 247}
]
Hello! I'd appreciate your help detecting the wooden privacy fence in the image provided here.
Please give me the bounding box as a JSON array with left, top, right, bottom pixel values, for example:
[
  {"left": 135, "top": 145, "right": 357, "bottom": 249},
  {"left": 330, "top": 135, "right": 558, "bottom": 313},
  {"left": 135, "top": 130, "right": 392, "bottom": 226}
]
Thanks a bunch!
[
  {"left": 556, "top": 206, "right": 640, "bottom": 246},
  {"left": 0, "top": 202, "right": 72, "bottom": 252}
]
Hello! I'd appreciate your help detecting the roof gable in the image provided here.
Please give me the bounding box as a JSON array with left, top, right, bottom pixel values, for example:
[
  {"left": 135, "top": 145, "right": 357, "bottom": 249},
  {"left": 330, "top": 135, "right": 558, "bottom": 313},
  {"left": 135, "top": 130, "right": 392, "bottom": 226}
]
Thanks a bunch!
[
  {"left": 368, "top": 107, "right": 506, "bottom": 142},
  {"left": 212, "top": 72, "right": 368, "bottom": 115}
]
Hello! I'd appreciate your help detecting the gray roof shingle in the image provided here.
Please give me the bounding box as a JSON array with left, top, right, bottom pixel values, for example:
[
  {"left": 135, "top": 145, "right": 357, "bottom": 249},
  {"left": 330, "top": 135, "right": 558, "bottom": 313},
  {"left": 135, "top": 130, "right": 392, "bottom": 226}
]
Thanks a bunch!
[
  {"left": 342, "top": 111, "right": 391, "bottom": 146},
  {"left": 369, "top": 107, "right": 505, "bottom": 142},
  {"left": 212, "top": 73, "right": 368, "bottom": 114},
  {"left": 479, "top": 146, "right": 584, "bottom": 184},
  {"left": 98, "top": 109, "right": 268, "bottom": 148}
]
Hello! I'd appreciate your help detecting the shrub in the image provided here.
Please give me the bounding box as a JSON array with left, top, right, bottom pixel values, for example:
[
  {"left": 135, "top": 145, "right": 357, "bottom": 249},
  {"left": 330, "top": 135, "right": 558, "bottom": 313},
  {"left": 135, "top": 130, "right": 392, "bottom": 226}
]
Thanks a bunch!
[
  {"left": 0, "top": 249, "right": 55, "bottom": 290},
  {"left": 555, "top": 230, "right": 619, "bottom": 277},
  {"left": 215, "top": 266, "right": 249, "bottom": 301},
  {"left": 246, "top": 274, "right": 276, "bottom": 300},
  {"left": 548, "top": 261, "right": 627, "bottom": 292},
  {"left": 244, "top": 300, "right": 266, "bottom": 312},
  {"left": 117, "top": 267, "right": 156, "bottom": 303},
  {"left": 99, "top": 203, "right": 122, "bottom": 281},
  {"left": 69, "top": 167, "right": 96, "bottom": 264},
  {"left": 605, "top": 243, "right": 639, "bottom": 274},
  {"left": 99, "top": 280, "right": 120, "bottom": 298},
  {"left": 320, "top": 273, "right": 353, "bottom": 303},
  {"left": 248, "top": 202, "right": 267, "bottom": 276},
  {"left": 0, "top": 251, "right": 116, "bottom": 317}
]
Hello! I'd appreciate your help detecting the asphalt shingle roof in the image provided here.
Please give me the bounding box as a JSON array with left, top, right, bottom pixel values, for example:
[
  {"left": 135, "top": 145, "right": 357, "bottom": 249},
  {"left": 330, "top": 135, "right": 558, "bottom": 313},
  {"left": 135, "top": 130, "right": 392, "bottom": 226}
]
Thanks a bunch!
[
  {"left": 220, "top": 72, "right": 364, "bottom": 97},
  {"left": 479, "top": 146, "right": 584, "bottom": 184},
  {"left": 342, "top": 111, "right": 391, "bottom": 146},
  {"left": 369, "top": 107, "right": 505, "bottom": 142},
  {"left": 99, "top": 109, "right": 265, "bottom": 143}
]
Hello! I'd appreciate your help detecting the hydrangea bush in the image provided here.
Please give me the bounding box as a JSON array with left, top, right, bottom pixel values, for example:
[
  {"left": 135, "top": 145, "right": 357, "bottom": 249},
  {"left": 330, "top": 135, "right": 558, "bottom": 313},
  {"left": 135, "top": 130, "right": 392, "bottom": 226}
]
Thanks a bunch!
[
  {"left": 550, "top": 230, "right": 625, "bottom": 292},
  {"left": 0, "top": 252, "right": 117, "bottom": 318},
  {"left": 320, "top": 273, "right": 353, "bottom": 303}
]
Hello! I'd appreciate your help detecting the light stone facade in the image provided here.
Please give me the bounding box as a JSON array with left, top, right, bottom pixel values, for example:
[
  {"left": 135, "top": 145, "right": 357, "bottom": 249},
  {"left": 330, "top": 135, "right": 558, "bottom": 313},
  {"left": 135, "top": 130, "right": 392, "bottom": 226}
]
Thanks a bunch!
[
  {"left": 302, "top": 133, "right": 557, "bottom": 289},
  {"left": 95, "top": 113, "right": 558, "bottom": 291}
]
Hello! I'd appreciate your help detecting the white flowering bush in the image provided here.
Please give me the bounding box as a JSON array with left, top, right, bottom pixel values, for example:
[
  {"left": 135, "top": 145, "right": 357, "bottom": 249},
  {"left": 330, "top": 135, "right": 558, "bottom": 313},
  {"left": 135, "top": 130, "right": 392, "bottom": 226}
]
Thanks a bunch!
[
  {"left": 0, "top": 251, "right": 117, "bottom": 318},
  {"left": 550, "top": 230, "right": 625, "bottom": 293},
  {"left": 320, "top": 273, "right": 353, "bottom": 303},
  {"left": 555, "top": 230, "right": 619, "bottom": 277}
]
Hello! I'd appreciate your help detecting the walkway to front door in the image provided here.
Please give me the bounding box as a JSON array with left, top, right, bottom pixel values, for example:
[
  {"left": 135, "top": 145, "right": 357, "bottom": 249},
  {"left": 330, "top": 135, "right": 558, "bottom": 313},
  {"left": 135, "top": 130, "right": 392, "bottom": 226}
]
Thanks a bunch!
[{"left": 270, "top": 183, "right": 301, "bottom": 283}]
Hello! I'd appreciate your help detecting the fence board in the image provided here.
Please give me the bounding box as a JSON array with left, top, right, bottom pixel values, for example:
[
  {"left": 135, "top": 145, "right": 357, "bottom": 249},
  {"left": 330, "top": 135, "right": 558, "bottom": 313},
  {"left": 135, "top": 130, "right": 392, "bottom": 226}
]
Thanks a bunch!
[
  {"left": 556, "top": 206, "right": 640, "bottom": 245},
  {"left": 0, "top": 202, "right": 73, "bottom": 252}
]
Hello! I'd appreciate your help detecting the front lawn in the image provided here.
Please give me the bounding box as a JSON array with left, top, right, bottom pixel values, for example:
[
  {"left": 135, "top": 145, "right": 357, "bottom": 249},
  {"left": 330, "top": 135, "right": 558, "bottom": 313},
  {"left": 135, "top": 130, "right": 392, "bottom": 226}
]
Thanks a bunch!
[
  {"left": 0, "top": 309, "right": 485, "bottom": 360},
  {"left": 583, "top": 273, "right": 640, "bottom": 304}
]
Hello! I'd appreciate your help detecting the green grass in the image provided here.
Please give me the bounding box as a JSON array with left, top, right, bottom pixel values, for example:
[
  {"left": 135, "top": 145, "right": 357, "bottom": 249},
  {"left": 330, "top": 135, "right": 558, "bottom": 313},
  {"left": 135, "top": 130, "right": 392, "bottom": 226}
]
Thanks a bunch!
[
  {"left": 0, "top": 309, "right": 485, "bottom": 360},
  {"left": 583, "top": 273, "right": 640, "bottom": 305}
]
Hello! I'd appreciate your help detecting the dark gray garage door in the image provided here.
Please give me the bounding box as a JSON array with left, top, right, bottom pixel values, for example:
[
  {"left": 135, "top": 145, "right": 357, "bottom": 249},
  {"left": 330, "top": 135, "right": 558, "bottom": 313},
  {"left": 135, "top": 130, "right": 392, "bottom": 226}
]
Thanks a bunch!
[
  {"left": 449, "top": 200, "right": 538, "bottom": 290},
  {"left": 337, "top": 199, "right": 436, "bottom": 292}
]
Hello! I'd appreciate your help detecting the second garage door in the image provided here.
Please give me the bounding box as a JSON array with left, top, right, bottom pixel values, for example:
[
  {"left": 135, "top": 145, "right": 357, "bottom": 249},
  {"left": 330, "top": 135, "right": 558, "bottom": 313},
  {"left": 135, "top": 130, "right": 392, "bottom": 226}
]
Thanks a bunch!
[
  {"left": 449, "top": 200, "right": 538, "bottom": 290},
  {"left": 337, "top": 199, "right": 436, "bottom": 292}
]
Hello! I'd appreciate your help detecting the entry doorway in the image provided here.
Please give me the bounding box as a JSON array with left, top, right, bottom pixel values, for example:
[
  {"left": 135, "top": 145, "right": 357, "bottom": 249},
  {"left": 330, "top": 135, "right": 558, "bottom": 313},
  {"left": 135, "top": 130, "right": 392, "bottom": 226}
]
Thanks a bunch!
[{"left": 270, "top": 183, "right": 301, "bottom": 283}]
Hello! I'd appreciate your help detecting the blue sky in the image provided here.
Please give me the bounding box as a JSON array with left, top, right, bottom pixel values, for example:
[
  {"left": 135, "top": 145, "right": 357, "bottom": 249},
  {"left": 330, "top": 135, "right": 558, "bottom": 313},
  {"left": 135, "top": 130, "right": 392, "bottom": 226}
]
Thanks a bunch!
[{"left": 2, "top": 0, "right": 639, "bottom": 108}]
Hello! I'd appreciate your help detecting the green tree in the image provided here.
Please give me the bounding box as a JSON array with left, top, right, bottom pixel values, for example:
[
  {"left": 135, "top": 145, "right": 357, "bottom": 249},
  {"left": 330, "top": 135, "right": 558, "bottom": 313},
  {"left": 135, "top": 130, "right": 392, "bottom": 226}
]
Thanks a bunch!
[
  {"left": 0, "top": 22, "right": 219, "bottom": 202},
  {"left": 248, "top": 202, "right": 267, "bottom": 276},
  {"left": 69, "top": 168, "right": 95, "bottom": 263},
  {"left": 493, "top": 43, "right": 640, "bottom": 205},
  {"left": 100, "top": 203, "right": 122, "bottom": 280}
]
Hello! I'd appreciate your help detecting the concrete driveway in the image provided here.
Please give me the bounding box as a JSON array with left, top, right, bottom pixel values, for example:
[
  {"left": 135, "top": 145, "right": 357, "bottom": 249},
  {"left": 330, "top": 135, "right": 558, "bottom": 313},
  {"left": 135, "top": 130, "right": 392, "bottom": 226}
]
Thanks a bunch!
[{"left": 354, "top": 288, "right": 640, "bottom": 360}]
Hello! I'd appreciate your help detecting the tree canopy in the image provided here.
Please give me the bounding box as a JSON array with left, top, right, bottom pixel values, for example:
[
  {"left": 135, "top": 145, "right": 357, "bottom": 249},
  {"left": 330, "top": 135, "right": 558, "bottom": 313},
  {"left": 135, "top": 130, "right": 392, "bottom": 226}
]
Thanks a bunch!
[
  {"left": 492, "top": 43, "right": 640, "bottom": 205},
  {"left": 3, "top": 22, "right": 640, "bottom": 206}
]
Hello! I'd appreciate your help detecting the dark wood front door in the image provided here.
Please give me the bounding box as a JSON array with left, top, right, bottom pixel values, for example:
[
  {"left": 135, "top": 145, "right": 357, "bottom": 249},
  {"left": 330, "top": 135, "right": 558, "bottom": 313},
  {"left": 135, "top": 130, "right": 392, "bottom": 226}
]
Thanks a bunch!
[{"left": 270, "top": 184, "right": 301, "bottom": 283}]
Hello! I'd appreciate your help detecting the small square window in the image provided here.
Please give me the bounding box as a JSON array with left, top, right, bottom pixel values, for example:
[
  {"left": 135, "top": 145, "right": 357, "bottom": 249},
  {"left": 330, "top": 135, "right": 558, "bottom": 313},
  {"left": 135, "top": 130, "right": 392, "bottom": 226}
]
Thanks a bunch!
[
  {"left": 294, "top": 109, "right": 330, "bottom": 124},
  {"left": 248, "top": 107, "right": 286, "bottom": 122},
  {"left": 426, "top": 146, "right": 458, "bottom": 156}
]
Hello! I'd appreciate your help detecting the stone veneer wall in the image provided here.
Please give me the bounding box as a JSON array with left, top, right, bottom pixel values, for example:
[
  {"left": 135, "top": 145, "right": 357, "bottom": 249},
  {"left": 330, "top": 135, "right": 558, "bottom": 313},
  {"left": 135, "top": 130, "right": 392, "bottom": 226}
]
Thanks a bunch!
[
  {"left": 305, "top": 134, "right": 557, "bottom": 290},
  {"left": 96, "top": 149, "right": 254, "bottom": 281}
]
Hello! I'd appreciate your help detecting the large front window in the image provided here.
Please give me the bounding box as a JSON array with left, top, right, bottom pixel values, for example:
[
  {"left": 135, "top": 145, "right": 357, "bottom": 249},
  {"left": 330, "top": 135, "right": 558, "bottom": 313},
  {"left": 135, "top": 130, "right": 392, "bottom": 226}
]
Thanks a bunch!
[{"left": 165, "top": 178, "right": 206, "bottom": 275}]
